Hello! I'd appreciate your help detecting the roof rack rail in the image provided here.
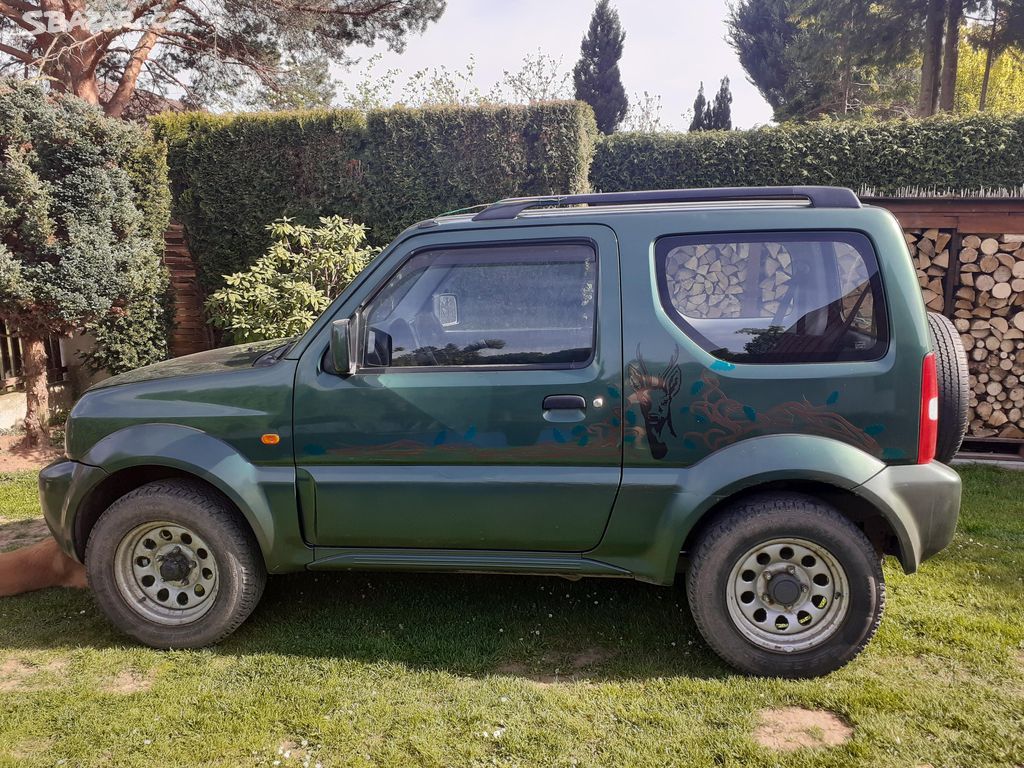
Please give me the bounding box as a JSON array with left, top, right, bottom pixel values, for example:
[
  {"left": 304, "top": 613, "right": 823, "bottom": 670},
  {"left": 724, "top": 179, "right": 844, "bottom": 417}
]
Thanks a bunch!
[{"left": 471, "top": 186, "right": 860, "bottom": 221}]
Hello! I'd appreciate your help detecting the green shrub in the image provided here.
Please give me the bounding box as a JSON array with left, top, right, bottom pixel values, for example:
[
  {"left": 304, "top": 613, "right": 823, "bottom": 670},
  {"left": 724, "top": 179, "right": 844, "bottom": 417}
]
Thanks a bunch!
[
  {"left": 151, "top": 109, "right": 366, "bottom": 295},
  {"left": 81, "top": 129, "right": 173, "bottom": 375},
  {"left": 152, "top": 101, "right": 597, "bottom": 294},
  {"left": 205, "top": 216, "right": 377, "bottom": 343},
  {"left": 0, "top": 80, "right": 170, "bottom": 440},
  {"left": 592, "top": 114, "right": 1024, "bottom": 194},
  {"left": 363, "top": 101, "right": 597, "bottom": 241}
]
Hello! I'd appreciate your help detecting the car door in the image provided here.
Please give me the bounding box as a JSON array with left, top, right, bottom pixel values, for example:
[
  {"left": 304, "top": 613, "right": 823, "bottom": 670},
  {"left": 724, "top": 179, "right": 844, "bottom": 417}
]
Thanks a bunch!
[{"left": 292, "top": 224, "right": 623, "bottom": 551}]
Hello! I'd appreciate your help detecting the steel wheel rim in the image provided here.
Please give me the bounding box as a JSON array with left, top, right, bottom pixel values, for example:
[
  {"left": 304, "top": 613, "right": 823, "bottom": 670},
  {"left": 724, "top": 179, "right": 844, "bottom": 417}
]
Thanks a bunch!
[
  {"left": 113, "top": 521, "right": 219, "bottom": 626},
  {"left": 725, "top": 537, "right": 849, "bottom": 653}
]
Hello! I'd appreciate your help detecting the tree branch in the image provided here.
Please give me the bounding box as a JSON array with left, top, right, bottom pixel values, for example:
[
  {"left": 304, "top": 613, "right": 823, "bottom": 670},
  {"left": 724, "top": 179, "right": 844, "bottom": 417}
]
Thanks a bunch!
[
  {"left": 0, "top": 1, "right": 45, "bottom": 33},
  {"left": 0, "top": 0, "right": 38, "bottom": 14},
  {"left": 0, "top": 40, "right": 32, "bottom": 62},
  {"left": 266, "top": 0, "right": 403, "bottom": 17},
  {"left": 105, "top": 2, "right": 178, "bottom": 118},
  {"left": 92, "top": 0, "right": 177, "bottom": 52}
]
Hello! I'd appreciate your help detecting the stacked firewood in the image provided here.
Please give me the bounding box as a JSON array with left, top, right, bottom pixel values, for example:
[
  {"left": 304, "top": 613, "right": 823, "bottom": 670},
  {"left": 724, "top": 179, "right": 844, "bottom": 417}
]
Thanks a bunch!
[
  {"left": 906, "top": 228, "right": 951, "bottom": 313},
  {"left": 663, "top": 242, "right": 793, "bottom": 319},
  {"left": 953, "top": 233, "right": 1024, "bottom": 439}
]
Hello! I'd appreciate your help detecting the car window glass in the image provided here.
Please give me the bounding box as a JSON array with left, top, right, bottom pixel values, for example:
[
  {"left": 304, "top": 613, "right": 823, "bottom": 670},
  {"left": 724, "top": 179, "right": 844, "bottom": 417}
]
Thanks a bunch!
[
  {"left": 656, "top": 232, "right": 886, "bottom": 363},
  {"left": 363, "top": 242, "right": 596, "bottom": 368}
]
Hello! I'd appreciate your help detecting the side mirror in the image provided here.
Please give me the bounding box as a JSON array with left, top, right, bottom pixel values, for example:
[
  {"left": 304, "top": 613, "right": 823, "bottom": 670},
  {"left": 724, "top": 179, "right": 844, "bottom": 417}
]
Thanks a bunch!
[{"left": 329, "top": 318, "right": 356, "bottom": 376}]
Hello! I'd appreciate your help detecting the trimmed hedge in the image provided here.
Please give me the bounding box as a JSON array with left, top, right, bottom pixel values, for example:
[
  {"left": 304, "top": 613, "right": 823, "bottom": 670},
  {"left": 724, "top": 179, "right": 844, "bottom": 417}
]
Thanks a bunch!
[
  {"left": 364, "top": 102, "right": 596, "bottom": 242},
  {"left": 155, "top": 105, "right": 1024, "bottom": 300},
  {"left": 151, "top": 109, "right": 366, "bottom": 294},
  {"left": 152, "top": 101, "right": 596, "bottom": 294},
  {"left": 592, "top": 114, "right": 1024, "bottom": 194}
]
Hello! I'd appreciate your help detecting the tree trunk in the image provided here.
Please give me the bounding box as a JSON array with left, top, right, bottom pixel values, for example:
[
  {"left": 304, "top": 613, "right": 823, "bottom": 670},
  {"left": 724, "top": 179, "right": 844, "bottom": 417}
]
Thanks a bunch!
[
  {"left": 980, "top": 0, "right": 1000, "bottom": 110},
  {"left": 918, "top": 0, "right": 946, "bottom": 117},
  {"left": 19, "top": 334, "right": 50, "bottom": 447},
  {"left": 939, "top": 0, "right": 963, "bottom": 111}
]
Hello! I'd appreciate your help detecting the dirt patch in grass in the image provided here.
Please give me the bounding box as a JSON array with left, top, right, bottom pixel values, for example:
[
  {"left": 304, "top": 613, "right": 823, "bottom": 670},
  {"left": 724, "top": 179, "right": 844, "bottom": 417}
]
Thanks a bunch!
[
  {"left": 277, "top": 739, "right": 316, "bottom": 765},
  {"left": 753, "top": 707, "right": 853, "bottom": 751},
  {"left": 493, "top": 647, "right": 616, "bottom": 685},
  {"left": 0, "top": 658, "right": 68, "bottom": 692},
  {"left": 8, "top": 737, "right": 53, "bottom": 760},
  {"left": 101, "top": 669, "right": 155, "bottom": 695},
  {"left": 0, "top": 435, "right": 61, "bottom": 473},
  {"left": 0, "top": 518, "right": 50, "bottom": 552}
]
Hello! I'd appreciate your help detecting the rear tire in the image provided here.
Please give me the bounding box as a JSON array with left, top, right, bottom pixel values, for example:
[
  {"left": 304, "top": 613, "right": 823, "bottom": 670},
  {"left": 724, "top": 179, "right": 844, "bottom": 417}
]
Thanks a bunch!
[
  {"left": 686, "top": 493, "right": 884, "bottom": 678},
  {"left": 86, "top": 479, "right": 266, "bottom": 649},
  {"left": 927, "top": 312, "right": 969, "bottom": 464}
]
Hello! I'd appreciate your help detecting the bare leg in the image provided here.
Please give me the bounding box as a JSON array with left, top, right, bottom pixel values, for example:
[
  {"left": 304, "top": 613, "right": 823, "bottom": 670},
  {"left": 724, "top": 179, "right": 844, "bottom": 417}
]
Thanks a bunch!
[{"left": 0, "top": 538, "right": 88, "bottom": 597}]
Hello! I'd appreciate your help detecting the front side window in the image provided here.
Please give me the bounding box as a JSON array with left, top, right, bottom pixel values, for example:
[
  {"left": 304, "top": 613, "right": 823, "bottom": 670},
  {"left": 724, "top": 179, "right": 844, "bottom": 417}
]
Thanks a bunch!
[
  {"left": 656, "top": 232, "right": 886, "bottom": 364},
  {"left": 361, "top": 242, "right": 596, "bottom": 368}
]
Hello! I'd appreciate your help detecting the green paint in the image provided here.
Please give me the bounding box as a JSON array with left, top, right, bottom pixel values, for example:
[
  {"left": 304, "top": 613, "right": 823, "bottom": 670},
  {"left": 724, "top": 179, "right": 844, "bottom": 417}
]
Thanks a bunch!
[{"left": 41, "top": 197, "right": 959, "bottom": 587}]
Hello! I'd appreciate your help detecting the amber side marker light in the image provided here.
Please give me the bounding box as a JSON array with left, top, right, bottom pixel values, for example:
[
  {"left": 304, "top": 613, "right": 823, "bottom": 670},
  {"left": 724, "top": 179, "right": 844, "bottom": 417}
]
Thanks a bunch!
[{"left": 261, "top": 433, "right": 281, "bottom": 445}]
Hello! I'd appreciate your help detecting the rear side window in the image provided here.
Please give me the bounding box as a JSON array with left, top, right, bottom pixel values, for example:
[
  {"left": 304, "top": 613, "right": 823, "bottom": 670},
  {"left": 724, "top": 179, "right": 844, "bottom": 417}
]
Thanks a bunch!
[
  {"left": 361, "top": 242, "right": 596, "bottom": 368},
  {"left": 655, "top": 232, "right": 886, "bottom": 364}
]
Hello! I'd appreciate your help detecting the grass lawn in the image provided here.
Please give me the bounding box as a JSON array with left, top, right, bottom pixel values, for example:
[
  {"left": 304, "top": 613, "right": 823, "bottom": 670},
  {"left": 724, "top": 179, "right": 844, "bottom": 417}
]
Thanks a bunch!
[{"left": 0, "top": 466, "right": 1022, "bottom": 767}]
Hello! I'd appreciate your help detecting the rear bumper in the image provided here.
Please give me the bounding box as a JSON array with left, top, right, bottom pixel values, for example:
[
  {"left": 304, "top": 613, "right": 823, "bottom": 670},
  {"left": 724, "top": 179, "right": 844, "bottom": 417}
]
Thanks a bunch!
[
  {"left": 38, "top": 458, "right": 107, "bottom": 562},
  {"left": 855, "top": 460, "right": 961, "bottom": 573}
]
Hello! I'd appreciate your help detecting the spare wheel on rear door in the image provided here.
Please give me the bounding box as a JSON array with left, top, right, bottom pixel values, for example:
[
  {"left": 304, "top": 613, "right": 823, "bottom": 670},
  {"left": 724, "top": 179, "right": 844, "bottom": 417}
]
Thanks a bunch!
[{"left": 927, "top": 312, "right": 969, "bottom": 464}]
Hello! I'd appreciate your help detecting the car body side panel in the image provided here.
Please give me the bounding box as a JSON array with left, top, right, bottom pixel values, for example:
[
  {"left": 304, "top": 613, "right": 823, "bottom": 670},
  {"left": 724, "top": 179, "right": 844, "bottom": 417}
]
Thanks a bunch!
[
  {"left": 614, "top": 206, "right": 929, "bottom": 470},
  {"left": 588, "top": 433, "right": 887, "bottom": 585},
  {"left": 73, "top": 424, "right": 309, "bottom": 572},
  {"left": 292, "top": 224, "right": 625, "bottom": 551}
]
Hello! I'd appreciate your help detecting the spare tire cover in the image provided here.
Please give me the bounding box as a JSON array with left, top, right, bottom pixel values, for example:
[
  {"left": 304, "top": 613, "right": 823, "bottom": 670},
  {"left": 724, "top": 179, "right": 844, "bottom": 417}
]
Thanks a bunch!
[{"left": 927, "top": 312, "right": 970, "bottom": 464}]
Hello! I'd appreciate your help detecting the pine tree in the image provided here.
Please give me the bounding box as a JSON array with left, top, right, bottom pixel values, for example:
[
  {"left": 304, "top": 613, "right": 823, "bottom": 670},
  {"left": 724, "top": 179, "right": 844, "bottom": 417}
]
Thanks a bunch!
[
  {"left": 573, "top": 0, "right": 629, "bottom": 133},
  {"left": 710, "top": 76, "right": 734, "bottom": 129},
  {"left": 689, "top": 82, "right": 709, "bottom": 131}
]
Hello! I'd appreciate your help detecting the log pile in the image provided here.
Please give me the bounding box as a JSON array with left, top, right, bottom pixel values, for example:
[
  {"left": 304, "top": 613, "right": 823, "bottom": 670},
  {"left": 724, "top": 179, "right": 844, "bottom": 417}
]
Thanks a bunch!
[
  {"left": 663, "top": 242, "right": 793, "bottom": 319},
  {"left": 906, "top": 228, "right": 951, "bottom": 313},
  {"left": 953, "top": 233, "right": 1024, "bottom": 439}
]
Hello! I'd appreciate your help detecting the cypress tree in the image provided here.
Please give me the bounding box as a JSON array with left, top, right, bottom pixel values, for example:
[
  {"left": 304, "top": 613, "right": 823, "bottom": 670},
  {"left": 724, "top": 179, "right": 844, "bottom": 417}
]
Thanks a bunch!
[
  {"left": 573, "top": 0, "right": 629, "bottom": 133},
  {"left": 689, "top": 82, "right": 709, "bottom": 131},
  {"left": 690, "top": 78, "right": 733, "bottom": 131},
  {"left": 710, "top": 76, "right": 733, "bottom": 129}
]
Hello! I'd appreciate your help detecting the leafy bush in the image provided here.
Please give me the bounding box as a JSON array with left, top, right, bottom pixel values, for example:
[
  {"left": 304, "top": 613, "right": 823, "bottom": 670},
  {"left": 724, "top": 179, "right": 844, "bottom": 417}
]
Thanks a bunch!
[
  {"left": 205, "top": 216, "right": 377, "bottom": 343},
  {"left": 0, "top": 80, "right": 170, "bottom": 441},
  {"left": 150, "top": 101, "right": 597, "bottom": 294},
  {"left": 592, "top": 114, "right": 1024, "bottom": 194}
]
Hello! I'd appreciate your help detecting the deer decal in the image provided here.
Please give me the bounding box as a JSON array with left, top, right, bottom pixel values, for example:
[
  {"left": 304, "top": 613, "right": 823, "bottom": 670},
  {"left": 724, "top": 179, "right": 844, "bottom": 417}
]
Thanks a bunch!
[{"left": 627, "top": 346, "right": 682, "bottom": 460}]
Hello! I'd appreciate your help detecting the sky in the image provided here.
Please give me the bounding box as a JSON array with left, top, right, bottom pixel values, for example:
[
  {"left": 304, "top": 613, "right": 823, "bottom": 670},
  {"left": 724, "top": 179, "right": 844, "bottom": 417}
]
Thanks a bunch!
[{"left": 330, "top": 0, "right": 775, "bottom": 130}]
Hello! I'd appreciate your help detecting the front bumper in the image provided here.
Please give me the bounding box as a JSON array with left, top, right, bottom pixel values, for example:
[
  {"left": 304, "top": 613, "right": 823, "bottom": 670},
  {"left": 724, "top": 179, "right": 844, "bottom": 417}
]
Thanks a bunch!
[
  {"left": 38, "top": 458, "right": 108, "bottom": 562},
  {"left": 856, "top": 460, "right": 961, "bottom": 573}
]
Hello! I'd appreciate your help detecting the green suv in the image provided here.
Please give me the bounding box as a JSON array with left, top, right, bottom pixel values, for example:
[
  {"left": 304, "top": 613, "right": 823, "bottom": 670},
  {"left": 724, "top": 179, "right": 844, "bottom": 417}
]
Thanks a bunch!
[{"left": 40, "top": 187, "right": 966, "bottom": 678}]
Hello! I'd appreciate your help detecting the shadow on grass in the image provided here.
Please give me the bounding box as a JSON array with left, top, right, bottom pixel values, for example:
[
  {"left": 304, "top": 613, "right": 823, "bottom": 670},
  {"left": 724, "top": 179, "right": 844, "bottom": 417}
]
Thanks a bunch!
[{"left": 0, "top": 569, "right": 733, "bottom": 682}]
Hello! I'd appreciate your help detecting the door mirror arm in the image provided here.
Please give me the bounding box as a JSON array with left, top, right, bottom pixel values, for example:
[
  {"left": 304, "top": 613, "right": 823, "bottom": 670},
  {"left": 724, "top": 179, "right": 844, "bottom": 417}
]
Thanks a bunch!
[{"left": 328, "top": 316, "right": 359, "bottom": 376}]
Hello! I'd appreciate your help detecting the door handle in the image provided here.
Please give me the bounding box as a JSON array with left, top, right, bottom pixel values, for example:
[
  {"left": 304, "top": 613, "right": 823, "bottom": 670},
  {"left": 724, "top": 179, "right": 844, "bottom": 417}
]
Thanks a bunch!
[{"left": 543, "top": 394, "right": 586, "bottom": 411}]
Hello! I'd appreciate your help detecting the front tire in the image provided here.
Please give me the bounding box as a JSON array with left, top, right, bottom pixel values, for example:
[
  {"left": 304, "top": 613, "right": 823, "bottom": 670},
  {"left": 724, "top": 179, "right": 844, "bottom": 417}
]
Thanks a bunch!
[
  {"left": 686, "top": 493, "right": 884, "bottom": 678},
  {"left": 86, "top": 479, "right": 266, "bottom": 649}
]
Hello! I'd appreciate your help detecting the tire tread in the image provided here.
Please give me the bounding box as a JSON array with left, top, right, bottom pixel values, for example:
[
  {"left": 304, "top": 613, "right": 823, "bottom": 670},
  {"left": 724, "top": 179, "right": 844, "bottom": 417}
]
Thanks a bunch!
[
  {"left": 927, "top": 312, "right": 970, "bottom": 464},
  {"left": 85, "top": 478, "right": 266, "bottom": 648},
  {"left": 686, "top": 492, "right": 885, "bottom": 678}
]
